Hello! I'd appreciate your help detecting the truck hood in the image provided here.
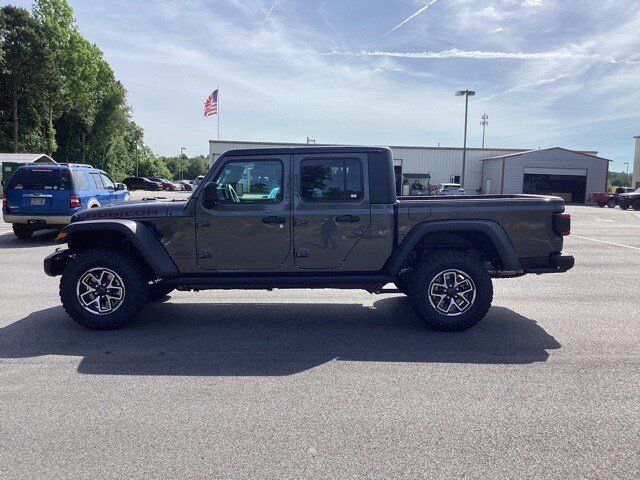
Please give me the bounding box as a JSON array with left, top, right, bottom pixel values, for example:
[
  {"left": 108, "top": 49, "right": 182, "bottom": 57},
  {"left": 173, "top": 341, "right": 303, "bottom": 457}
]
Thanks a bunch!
[{"left": 71, "top": 199, "right": 187, "bottom": 222}]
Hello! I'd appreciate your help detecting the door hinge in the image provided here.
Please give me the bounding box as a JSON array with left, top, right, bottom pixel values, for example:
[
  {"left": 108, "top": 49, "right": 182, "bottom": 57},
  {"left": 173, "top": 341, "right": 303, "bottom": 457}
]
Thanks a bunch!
[{"left": 197, "top": 249, "right": 213, "bottom": 259}]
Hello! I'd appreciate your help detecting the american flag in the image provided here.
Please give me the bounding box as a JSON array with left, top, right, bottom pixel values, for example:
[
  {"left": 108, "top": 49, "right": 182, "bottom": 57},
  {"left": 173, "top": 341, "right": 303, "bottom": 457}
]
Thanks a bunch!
[{"left": 203, "top": 89, "right": 218, "bottom": 116}]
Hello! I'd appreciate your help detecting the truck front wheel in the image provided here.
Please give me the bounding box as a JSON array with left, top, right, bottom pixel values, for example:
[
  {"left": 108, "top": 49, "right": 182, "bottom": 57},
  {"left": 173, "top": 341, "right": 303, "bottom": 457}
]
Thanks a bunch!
[
  {"left": 620, "top": 202, "right": 630, "bottom": 210},
  {"left": 407, "top": 250, "right": 493, "bottom": 331},
  {"left": 59, "top": 248, "right": 149, "bottom": 330}
]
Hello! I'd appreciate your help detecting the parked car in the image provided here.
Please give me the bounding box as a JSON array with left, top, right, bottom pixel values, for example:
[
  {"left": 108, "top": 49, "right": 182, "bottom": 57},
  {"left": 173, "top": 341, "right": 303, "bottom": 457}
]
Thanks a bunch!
[
  {"left": 2, "top": 162, "right": 130, "bottom": 239},
  {"left": 176, "top": 180, "right": 193, "bottom": 191},
  {"left": 618, "top": 188, "right": 640, "bottom": 210},
  {"left": 122, "top": 177, "right": 163, "bottom": 191},
  {"left": 149, "top": 178, "right": 179, "bottom": 191},
  {"left": 45, "top": 146, "right": 573, "bottom": 332},
  {"left": 437, "top": 183, "right": 466, "bottom": 196},
  {"left": 193, "top": 175, "right": 205, "bottom": 186},
  {"left": 590, "top": 187, "right": 635, "bottom": 208}
]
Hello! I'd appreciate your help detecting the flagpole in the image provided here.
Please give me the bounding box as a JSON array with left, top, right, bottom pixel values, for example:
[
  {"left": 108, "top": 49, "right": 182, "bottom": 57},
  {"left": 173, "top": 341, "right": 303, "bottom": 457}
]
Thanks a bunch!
[{"left": 217, "top": 85, "right": 220, "bottom": 141}]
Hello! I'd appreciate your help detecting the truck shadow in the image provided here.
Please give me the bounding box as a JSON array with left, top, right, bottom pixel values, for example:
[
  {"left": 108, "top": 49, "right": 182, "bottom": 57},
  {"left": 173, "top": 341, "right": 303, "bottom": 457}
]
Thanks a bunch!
[{"left": 0, "top": 297, "right": 560, "bottom": 376}]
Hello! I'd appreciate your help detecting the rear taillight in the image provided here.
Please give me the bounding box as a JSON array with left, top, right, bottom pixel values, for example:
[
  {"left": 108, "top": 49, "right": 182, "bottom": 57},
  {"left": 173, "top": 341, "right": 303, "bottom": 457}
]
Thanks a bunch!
[
  {"left": 554, "top": 213, "right": 571, "bottom": 236},
  {"left": 69, "top": 194, "right": 81, "bottom": 208},
  {"left": 2, "top": 193, "right": 6, "bottom": 209}
]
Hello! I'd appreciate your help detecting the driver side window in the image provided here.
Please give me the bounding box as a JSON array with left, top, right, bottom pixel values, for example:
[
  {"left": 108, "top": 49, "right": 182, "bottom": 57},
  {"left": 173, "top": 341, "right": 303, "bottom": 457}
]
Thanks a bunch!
[{"left": 213, "top": 160, "right": 283, "bottom": 204}]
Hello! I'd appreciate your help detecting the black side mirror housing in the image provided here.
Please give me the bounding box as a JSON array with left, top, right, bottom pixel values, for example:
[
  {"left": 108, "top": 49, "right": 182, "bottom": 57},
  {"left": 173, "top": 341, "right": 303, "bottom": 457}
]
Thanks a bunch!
[{"left": 202, "top": 182, "right": 217, "bottom": 209}]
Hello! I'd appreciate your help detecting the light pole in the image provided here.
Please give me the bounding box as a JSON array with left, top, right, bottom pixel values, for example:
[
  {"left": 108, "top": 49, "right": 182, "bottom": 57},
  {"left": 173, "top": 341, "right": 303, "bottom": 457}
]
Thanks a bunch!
[
  {"left": 455, "top": 90, "right": 476, "bottom": 186},
  {"left": 481, "top": 113, "right": 489, "bottom": 148},
  {"left": 180, "top": 147, "right": 187, "bottom": 181},
  {"left": 624, "top": 162, "right": 629, "bottom": 175}
]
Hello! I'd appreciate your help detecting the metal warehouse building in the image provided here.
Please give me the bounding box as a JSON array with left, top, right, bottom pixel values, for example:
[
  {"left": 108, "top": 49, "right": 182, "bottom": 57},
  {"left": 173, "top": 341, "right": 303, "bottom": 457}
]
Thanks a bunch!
[
  {"left": 209, "top": 140, "right": 609, "bottom": 204},
  {"left": 480, "top": 147, "right": 610, "bottom": 204}
]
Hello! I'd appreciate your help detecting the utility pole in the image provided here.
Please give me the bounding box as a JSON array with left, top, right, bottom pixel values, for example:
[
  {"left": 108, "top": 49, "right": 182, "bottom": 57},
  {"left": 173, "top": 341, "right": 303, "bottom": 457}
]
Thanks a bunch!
[
  {"left": 180, "top": 147, "right": 187, "bottom": 181},
  {"left": 134, "top": 137, "right": 139, "bottom": 177},
  {"left": 624, "top": 162, "right": 629, "bottom": 174},
  {"left": 481, "top": 113, "right": 489, "bottom": 148},
  {"left": 455, "top": 90, "right": 476, "bottom": 186}
]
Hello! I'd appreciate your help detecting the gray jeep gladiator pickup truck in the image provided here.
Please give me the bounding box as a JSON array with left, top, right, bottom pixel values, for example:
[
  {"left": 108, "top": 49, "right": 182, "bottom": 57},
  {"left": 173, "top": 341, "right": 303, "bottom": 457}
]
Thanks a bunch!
[{"left": 44, "top": 146, "right": 574, "bottom": 331}]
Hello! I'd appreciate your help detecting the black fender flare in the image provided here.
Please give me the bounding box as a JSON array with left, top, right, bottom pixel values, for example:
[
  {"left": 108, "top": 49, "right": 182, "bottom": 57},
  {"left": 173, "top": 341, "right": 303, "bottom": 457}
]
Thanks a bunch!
[
  {"left": 59, "top": 219, "right": 179, "bottom": 277},
  {"left": 383, "top": 219, "right": 521, "bottom": 275}
]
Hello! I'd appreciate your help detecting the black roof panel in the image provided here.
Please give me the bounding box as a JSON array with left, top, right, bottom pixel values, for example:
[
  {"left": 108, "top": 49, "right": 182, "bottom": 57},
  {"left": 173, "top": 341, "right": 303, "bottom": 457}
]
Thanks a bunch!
[{"left": 223, "top": 146, "right": 388, "bottom": 156}]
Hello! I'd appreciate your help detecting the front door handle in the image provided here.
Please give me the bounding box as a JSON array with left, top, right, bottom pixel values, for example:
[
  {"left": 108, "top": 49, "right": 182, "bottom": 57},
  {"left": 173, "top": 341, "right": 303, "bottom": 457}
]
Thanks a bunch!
[
  {"left": 335, "top": 215, "right": 360, "bottom": 223},
  {"left": 261, "top": 216, "right": 286, "bottom": 224}
]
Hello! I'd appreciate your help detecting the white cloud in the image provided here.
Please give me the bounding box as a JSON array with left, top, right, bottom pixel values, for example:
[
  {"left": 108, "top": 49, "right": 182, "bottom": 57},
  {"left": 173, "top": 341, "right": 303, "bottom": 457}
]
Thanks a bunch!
[
  {"left": 522, "top": 0, "right": 543, "bottom": 6},
  {"left": 380, "top": 0, "right": 439, "bottom": 39}
]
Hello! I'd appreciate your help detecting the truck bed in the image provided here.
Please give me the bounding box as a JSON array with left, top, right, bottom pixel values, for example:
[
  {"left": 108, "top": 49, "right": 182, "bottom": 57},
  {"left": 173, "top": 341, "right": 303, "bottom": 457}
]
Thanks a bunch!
[{"left": 395, "top": 194, "right": 566, "bottom": 260}]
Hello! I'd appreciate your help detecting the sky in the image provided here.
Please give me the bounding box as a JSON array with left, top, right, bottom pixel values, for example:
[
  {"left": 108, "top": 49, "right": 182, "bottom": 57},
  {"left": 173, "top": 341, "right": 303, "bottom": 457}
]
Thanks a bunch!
[{"left": 9, "top": 0, "right": 640, "bottom": 171}]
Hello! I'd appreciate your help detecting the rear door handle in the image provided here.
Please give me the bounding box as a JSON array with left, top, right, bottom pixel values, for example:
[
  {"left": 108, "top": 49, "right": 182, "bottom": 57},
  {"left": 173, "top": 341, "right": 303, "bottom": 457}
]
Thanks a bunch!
[
  {"left": 262, "top": 216, "right": 286, "bottom": 224},
  {"left": 335, "top": 215, "right": 360, "bottom": 223}
]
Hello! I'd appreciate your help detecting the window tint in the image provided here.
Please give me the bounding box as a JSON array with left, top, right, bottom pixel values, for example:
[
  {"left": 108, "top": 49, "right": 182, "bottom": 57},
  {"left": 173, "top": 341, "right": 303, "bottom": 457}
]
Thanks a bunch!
[
  {"left": 72, "top": 171, "right": 90, "bottom": 190},
  {"left": 90, "top": 173, "right": 105, "bottom": 189},
  {"left": 213, "top": 160, "right": 283, "bottom": 204},
  {"left": 7, "top": 167, "right": 72, "bottom": 190},
  {"left": 100, "top": 174, "right": 115, "bottom": 190},
  {"left": 300, "top": 157, "right": 363, "bottom": 201}
]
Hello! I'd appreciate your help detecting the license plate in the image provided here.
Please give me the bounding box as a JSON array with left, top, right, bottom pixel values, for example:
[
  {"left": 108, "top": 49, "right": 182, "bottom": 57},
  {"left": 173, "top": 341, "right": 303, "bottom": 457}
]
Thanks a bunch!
[{"left": 30, "top": 197, "right": 46, "bottom": 206}]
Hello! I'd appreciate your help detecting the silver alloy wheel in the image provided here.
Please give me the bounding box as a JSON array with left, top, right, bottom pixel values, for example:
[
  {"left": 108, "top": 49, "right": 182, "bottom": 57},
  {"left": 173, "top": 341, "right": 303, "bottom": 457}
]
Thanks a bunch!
[
  {"left": 428, "top": 269, "right": 476, "bottom": 317},
  {"left": 76, "top": 268, "right": 126, "bottom": 315}
]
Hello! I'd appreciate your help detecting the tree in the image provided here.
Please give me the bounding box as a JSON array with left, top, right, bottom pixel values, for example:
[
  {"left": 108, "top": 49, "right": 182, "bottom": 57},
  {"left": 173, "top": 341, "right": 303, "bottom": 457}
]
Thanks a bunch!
[
  {"left": 608, "top": 171, "right": 631, "bottom": 188},
  {"left": 0, "top": 6, "right": 48, "bottom": 152}
]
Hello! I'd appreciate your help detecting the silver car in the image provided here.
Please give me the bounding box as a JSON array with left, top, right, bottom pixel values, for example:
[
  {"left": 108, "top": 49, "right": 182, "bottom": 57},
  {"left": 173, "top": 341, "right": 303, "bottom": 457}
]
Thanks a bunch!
[{"left": 437, "top": 183, "right": 466, "bottom": 196}]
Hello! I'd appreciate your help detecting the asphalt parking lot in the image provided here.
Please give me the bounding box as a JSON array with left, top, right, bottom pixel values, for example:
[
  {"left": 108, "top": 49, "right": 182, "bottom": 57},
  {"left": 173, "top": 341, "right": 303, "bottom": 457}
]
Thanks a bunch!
[{"left": 0, "top": 204, "right": 638, "bottom": 479}]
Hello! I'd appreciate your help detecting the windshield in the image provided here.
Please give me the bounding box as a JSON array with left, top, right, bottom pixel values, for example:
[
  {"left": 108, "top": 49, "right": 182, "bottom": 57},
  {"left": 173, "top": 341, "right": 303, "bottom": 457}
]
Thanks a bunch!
[{"left": 7, "top": 167, "right": 72, "bottom": 190}]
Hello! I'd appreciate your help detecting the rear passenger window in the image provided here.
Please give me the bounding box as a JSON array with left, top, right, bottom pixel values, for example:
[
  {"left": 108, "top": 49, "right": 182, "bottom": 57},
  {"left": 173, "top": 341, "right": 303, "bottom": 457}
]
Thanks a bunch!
[
  {"left": 90, "top": 173, "right": 104, "bottom": 189},
  {"left": 100, "top": 174, "right": 115, "bottom": 190},
  {"left": 72, "top": 171, "right": 90, "bottom": 190},
  {"left": 300, "top": 158, "right": 363, "bottom": 201}
]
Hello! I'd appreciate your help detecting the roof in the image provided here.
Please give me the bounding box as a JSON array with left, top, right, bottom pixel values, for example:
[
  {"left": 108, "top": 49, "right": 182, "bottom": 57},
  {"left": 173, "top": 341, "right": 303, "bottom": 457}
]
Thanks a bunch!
[
  {"left": 479, "top": 147, "right": 610, "bottom": 162},
  {"left": 211, "top": 139, "right": 528, "bottom": 153},
  {"left": 224, "top": 145, "right": 389, "bottom": 156},
  {"left": 0, "top": 153, "right": 55, "bottom": 164}
]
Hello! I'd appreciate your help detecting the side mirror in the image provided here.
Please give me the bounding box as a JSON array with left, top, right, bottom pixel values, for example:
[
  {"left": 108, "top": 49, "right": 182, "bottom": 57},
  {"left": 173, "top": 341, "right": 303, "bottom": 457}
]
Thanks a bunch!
[
  {"left": 202, "top": 182, "right": 217, "bottom": 209},
  {"left": 115, "top": 183, "right": 126, "bottom": 191}
]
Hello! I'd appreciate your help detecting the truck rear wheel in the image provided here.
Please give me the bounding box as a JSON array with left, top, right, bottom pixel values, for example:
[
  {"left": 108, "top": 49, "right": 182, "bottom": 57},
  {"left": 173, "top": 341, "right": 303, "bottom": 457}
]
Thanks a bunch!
[
  {"left": 633, "top": 200, "right": 640, "bottom": 211},
  {"left": 13, "top": 224, "right": 34, "bottom": 239},
  {"left": 620, "top": 202, "right": 630, "bottom": 210},
  {"left": 607, "top": 199, "right": 616, "bottom": 208},
  {"left": 407, "top": 250, "right": 493, "bottom": 331},
  {"left": 60, "top": 248, "right": 149, "bottom": 330}
]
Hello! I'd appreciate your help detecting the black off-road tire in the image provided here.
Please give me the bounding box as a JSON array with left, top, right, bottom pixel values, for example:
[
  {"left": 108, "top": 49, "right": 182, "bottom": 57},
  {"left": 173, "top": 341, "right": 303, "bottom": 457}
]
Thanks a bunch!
[
  {"left": 633, "top": 200, "right": 640, "bottom": 211},
  {"left": 619, "top": 202, "right": 630, "bottom": 210},
  {"left": 13, "top": 224, "right": 34, "bottom": 239},
  {"left": 60, "top": 248, "right": 149, "bottom": 330},
  {"left": 407, "top": 250, "right": 493, "bottom": 332},
  {"left": 607, "top": 199, "right": 616, "bottom": 208},
  {"left": 148, "top": 284, "right": 174, "bottom": 301}
]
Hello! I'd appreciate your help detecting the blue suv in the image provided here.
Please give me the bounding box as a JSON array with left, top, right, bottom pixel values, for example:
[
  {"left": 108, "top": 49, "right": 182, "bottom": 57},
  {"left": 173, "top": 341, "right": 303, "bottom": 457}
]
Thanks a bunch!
[{"left": 2, "top": 163, "right": 130, "bottom": 239}]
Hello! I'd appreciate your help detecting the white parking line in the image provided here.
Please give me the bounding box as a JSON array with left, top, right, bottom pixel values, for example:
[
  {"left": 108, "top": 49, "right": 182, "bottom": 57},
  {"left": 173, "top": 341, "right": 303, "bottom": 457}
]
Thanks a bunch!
[{"left": 571, "top": 234, "right": 640, "bottom": 251}]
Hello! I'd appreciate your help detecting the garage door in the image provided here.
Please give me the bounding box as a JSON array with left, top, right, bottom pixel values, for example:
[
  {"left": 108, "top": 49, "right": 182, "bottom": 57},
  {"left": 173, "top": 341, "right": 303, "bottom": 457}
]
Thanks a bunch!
[{"left": 523, "top": 167, "right": 587, "bottom": 204}]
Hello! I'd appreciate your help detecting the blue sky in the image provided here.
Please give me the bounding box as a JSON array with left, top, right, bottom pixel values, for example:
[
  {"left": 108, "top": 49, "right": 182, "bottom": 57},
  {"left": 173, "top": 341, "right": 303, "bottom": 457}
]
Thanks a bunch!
[{"left": 10, "top": 0, "right": 640, "bottom": 171}]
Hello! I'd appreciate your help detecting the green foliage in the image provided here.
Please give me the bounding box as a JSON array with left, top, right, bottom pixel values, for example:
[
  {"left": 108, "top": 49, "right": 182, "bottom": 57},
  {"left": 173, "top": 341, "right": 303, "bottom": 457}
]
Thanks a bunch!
[
  {"left": 608, "top": 171, "right": 631, "bottom": 188},
  {"left": 160, "top": 155, "right": 209, "bottom": 180},
  {"left": 0, "top": 0, "right": 160, "bottom": 181}
]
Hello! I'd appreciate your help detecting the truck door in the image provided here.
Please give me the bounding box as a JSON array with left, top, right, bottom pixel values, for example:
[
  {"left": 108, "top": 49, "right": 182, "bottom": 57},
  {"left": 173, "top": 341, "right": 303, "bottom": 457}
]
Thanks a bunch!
[
  {"left": 195, "top": 154, "right": 291, "bottom": 271},
  {"left": 293, "top": 153, "right": 371, "bottom": 269}
]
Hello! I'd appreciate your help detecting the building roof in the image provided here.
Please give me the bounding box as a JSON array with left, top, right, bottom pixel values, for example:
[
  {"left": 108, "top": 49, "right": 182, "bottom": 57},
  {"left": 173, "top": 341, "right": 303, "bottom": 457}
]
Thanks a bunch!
[
  {"left": 210, "top": 139, "right": 527, "bottom": 153},
  {"left": 0, "top": 153, "right": 55, "bottom": 164},
  {"left": 479, "top": 147, "right": 610, "bottom": 162}
]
